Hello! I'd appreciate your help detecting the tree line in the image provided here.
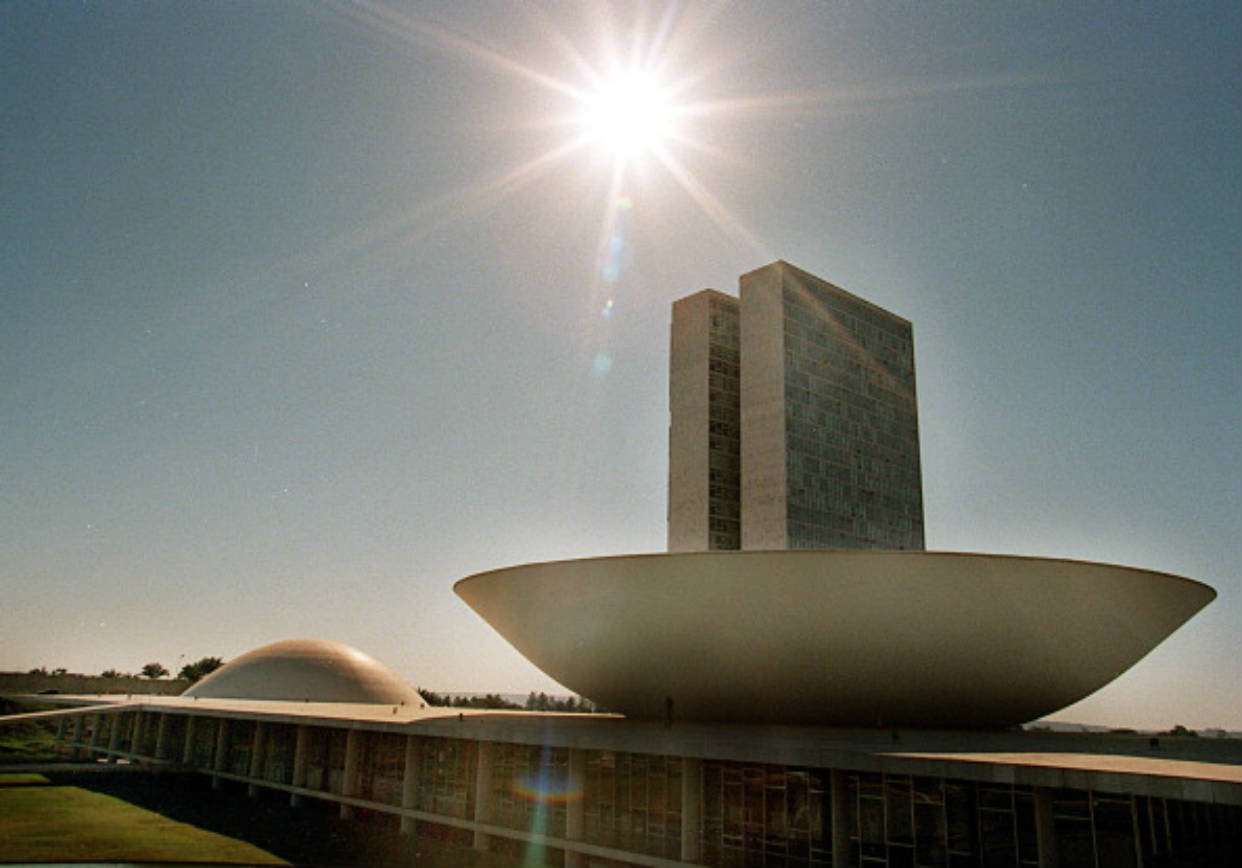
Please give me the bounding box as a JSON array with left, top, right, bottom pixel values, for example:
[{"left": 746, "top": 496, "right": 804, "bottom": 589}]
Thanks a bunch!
[
  {"left": 26, "top": 656, "right": 225, "bottom": 684},
  {"left": 415, "top": 688, "right": 601, "bottom": 713}
]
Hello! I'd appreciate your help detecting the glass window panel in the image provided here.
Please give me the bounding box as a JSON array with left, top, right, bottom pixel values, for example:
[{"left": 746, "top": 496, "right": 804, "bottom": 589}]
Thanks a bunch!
[
  {"left": 1015, "top": 791, "right": 1038, "bottom": 866},
  {"left": 889, "top": 845, "right": 915, "bottom": 868},
  {"left": 861, "top": 796, "right": 886, "bottom": 861},
  {"left": 979, "top": 786, "right": 1013, "bottom": 811},
  {"left": 788, "top": 771, "right": 809, "bottom": 833},
  {"left": 979, "top": 808, "right": 1017, "bottom": 868},
  {"left": 887, "top": 776, "right": 914, "bottom": 844},
  {"left": 1054, "top": 817, "right": 1093, "bottom": 867},
  {"left": 1094, "top": 798, "right": 1139, "bottom": 868},
  {"left": 915, "top": 801, "right": 947, "bottom": 867},
  {"left": 946, "top": 782, "right": 975, "bottom": 855},
  {"left": 767, "top": 777, "right": 788, "bottom": 840},
  {"left": 745, "top": 768, "right": 764, "bottom": 827}
]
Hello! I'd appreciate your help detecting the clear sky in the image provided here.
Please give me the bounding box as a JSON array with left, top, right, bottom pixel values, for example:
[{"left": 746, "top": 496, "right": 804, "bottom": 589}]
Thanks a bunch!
[{"left": 3, "top": 2, "right": 1238, "bottom": 730}]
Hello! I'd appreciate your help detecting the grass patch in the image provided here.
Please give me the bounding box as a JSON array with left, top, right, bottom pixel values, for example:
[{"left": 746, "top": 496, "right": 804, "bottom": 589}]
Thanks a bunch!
[
  {"left": 77, "top": 772, "right": 526, "bottom": 867},
  {"left": 0, "top": 782, "right": 287, "bottom": 864},
  {"left": 0, "top": 719, "right": 60, "bottom": 764},
  {"left": 0, "top": 772, "right": 49, "bottom": 785}
]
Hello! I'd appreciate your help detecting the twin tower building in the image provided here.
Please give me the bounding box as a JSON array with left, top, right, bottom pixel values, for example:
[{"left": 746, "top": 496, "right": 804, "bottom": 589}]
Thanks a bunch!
[{"left": 668, "top": 260, "right": 925, "bottom": 553}]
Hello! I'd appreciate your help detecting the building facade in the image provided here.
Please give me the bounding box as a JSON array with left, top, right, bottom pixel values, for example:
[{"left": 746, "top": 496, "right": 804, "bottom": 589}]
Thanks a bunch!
[
  {"left": 669, "top": 262, "right": 924, "bottom": 553},
  {"left": 668, "top": 290, "right": 743, "bottom": 551},
  {"left": 48, "top": 700, "right": 1242, "bottom": 868}
]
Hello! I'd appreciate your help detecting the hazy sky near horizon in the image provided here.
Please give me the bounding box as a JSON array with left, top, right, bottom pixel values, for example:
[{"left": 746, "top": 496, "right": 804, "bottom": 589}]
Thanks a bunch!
[{"left": 3, "top": 2, "right": 1238, "bottom": 730}]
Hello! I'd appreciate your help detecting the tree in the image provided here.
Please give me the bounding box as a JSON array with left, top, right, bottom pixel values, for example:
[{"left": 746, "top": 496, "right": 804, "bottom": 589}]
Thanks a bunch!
[
  {"left": 417, "top": 687, "right": 449, "bottom": 706},
  {"left": 100, "top": 669, "right": 122, "bottom": 678},
  {"left": 178, "top": 656, "right": 224, "bottom": 684},
  {"left": 141, "top": 662, "right": 169, "bottom": 679}
]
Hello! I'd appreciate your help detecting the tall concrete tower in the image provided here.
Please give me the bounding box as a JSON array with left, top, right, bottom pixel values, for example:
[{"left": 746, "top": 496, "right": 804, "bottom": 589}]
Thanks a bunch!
[
  {"left": 668, "top": 261, "right": 924, "bottom": 552},
  {"left": 667, "top": 290, "right": 742, "bottom": 551}
]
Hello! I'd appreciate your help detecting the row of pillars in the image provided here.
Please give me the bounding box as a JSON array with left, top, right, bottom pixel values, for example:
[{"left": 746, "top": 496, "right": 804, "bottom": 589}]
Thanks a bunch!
[
  {"left": 60, "top": 712, "right": 713, "bottom": 865},
  {"left": 55, "top": 710, "right": 1220, "bottom": 868},
  {"left": 48, "top": 711, "right": 1026, "bottom": 866}
]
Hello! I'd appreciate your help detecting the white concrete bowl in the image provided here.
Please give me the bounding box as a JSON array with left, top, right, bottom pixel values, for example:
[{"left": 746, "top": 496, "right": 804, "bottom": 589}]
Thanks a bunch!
[{"left": 455, "top": 551, "right": 1214, "bottom": 727}]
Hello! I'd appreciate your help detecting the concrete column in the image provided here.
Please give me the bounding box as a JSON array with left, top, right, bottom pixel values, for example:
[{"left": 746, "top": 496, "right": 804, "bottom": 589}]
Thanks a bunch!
[
  {"left": 131, "top": 711, "right": 145, "bottom": 757},
  {"left": 290, "top": 725, "right": 310, "bottom": 807},
  {"left": 1034, "top": 787, "right": 1058, "bottom": 868},
  {"left": 563, "top": 749, "right": 588, "bottom": 868},
  {"left": 71, "top": 714, "right": 85, "bottom": 760},
  {"left": 212, "top": 718, "right": 229, "bottom": 790},
  {"left": 55, "top": 714, "right": 67, "bottom": 743},
  {"left": 472, "top": 741, "right": 493, "bottom": 850},
  {"left": 1157, "top": 799, "right": 1167, "bottom": 854},
  {"left": 830, "top": 770, "right": 850, "bottom": 868},
  {"left": 1129, "top": 795, "right": 1144, "bottom": 868},
  {"left": 106, "top": 712, "right": 122, "bottom": 762},
  {"left": 154, "top": 713, "right": 169, "bottom": 761},
  {"left": 680, "top": 757, "right": 702, "bottom": 864},
  {"left": 87, "top": 713, "right": 102, "bottom": 757},
  {"left": 1144, "top": 797, "right": 1159, "bottom": 856},
  {"left": 400, "top": 734, "right": 421, "bottom": 835},
  {"left": 182, "top": 716, "right": 196, "bottom": 765},
  {"left": 247, "top": 721, "right": 267, "bottom": 799},
  {"left": 340, "top": 729, "right": 362, "bottom": 820}
]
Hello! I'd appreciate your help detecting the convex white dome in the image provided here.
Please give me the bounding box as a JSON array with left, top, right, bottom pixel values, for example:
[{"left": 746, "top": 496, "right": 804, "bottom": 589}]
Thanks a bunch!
[{"left": 184, "top": 639, "right": 421, "bottom": 705}]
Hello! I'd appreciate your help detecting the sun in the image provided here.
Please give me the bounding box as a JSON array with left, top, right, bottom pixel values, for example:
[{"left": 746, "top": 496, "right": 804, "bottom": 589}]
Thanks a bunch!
[
  {"left": 320, "top": 1, "right": 770, "bottom": 260},
  {"left": 576, "top": 70, "right": 678, "bottom": 164}
]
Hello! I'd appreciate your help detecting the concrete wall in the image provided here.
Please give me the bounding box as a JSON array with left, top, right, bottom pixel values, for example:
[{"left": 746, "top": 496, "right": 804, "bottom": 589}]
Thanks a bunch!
[
  {"left": 668, "top": 291, "right": 714, "bottom": 552},
  {"left": 739, "top": 263, "right": 789, "bottom": 549},
  {"left": 668, "top": 289, "right": 742, "bottom": 552}
]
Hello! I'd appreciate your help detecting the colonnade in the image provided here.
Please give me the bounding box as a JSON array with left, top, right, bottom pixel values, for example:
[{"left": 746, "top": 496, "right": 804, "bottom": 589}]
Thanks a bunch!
[{"left": 54, "top": 708, "right": 1240, "bottom": 868}]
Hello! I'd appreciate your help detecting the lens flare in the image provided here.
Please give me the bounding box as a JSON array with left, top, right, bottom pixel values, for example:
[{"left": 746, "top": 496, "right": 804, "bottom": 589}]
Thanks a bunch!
[
  {"left": 511, "top": 771, "right": 583, "bottom": 805},
  {"left": 578, "top": 70, "right": 677, "bottom": 163},
  {"left": 306, "top": 1, "right": 777, "bottom": 302}
]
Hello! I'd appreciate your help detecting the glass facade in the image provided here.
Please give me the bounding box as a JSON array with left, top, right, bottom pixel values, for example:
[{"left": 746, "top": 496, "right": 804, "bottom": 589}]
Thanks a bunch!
[
  {"left": 706, "top": 297, "right": 742, "bottom": 550},
  {"left": 671, "top": 264, "right": 924, "bottom": 553},
  {"left": 780, "top": 275, "right": 923, "bottom": 550},
  {"left": 224, "top": 718, "right": 254, "bottom": 776},
  {"left": 359, "top": 731, "right": 406, "bottom": 806},
  {"left": 417, "top": 736, "right": 477, "bottom": 820},
  {"left": 302, "top": 725, "right": 332, "bottom": 792},
  {"left": 75, "top": 711, "right": 1241, "bottom": 868},
  {"left": 489, "top": 742, "right": 569, "bottom": 838},
  {"left": 701, "top": 761, "right": 830, "bottom": 867},
  {"left": 583, "top": 750, "right": 684, "bottom": 859},
  {"left": 259, "top": 722, "right": 296, "bottom": 785}
]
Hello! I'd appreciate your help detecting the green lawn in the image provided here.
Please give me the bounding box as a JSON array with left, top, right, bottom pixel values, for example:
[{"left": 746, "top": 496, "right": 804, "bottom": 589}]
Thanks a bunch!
[
  {"left": 0, "top": 719, "right": 60, "bottom": 763},
  {"left": 0, "top": 772, "right": 50, "bottom": 785},
  {"left": 0, "top": 781, "right": 288, "bottom": 864}
]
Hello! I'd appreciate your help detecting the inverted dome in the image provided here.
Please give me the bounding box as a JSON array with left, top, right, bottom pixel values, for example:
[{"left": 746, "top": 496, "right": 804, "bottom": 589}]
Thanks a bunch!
[
  {"left": 455, "top": 551, "right": 1215, "bottom": 728},
  {"left": 183, "top": 639, "right": 421, "bottom": 704}
]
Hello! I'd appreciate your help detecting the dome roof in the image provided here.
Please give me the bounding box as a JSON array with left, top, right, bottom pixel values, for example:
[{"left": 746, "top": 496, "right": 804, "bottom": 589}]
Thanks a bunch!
[{"left": 183, "top": 639, "right": 421, "bottom": 704}]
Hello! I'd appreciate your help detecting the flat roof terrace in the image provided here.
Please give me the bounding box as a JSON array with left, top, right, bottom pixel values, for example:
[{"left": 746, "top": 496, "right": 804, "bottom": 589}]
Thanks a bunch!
[{"left": 10, "top": 693, "right": 1240, "bottom": 807}]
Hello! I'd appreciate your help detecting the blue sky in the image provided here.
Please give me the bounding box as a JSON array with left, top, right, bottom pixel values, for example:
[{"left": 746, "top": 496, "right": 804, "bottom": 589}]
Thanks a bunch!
[{"left": 2, "top": 1, "right": 1238, "bottom": 729}]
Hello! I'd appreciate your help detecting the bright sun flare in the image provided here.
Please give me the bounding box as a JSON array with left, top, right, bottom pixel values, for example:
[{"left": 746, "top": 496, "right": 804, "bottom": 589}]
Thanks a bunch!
[
  {"left": 577, "top": 71, "right": 677, "bottom": 162},
  {"left": 327, "top": 1, "right": 768, "bottom": 263}
]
